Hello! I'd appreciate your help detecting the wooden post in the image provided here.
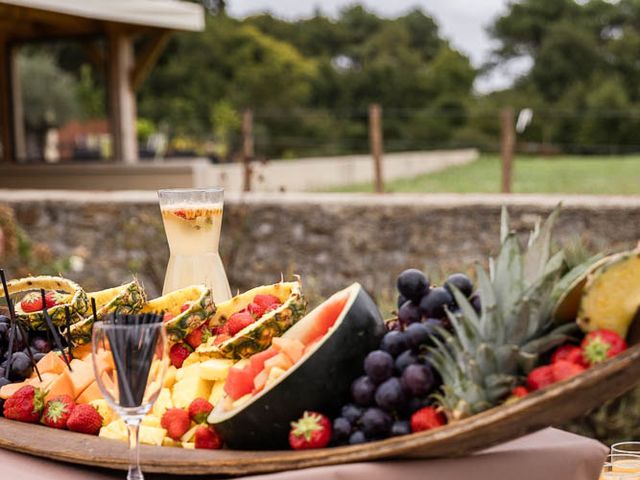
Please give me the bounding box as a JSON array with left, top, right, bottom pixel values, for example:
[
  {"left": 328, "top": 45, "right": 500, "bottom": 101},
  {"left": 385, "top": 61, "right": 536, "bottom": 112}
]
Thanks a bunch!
[
  {"left": 0, "top": 36, "right": 14, "bottom": 163},
  {"left": 369, "top": 103, "right": 384, "bottom": 193},
  {"left": 500, "top": 107, "right": 515, "bottom": 194},
  {"left": 107, "top": 28, "right": 138, "bottom": 164},
  {"left": 11, "top": 46, "right": 26, "bottom": 161},
  {"left": 241, "top": 108, "right": 253, "bottom": 192}
]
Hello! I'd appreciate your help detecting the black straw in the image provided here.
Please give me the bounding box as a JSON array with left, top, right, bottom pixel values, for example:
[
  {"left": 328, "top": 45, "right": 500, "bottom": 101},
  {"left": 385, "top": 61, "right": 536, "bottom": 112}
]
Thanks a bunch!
[
  {"left": 1, "top": 269, "right": 18, "bottom": 380},
  {"left": 39, "top": 289, "right": 72, "bottom": 372},
  {"left": 18, "top": 322, "right": 42, "bottom": 382},
  {"left": 64, "top": 307, "right": 74, "bottom": 360}
]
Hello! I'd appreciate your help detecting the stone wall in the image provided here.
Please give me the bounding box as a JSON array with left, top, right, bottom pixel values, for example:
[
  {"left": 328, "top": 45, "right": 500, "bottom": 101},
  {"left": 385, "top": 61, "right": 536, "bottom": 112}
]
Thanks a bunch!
[{"left": 1, "top": 190, "right": 640, "bottom": 314}]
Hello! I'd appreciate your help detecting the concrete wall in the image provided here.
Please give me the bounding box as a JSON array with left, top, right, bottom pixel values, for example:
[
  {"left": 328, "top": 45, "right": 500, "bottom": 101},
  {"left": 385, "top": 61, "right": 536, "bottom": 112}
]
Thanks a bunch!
[
  {"left": 0, "top": 149, "right": 477, "bottom": 192},
  {"left": 1, "top": 190, "right": 639, "bottom": 313}
]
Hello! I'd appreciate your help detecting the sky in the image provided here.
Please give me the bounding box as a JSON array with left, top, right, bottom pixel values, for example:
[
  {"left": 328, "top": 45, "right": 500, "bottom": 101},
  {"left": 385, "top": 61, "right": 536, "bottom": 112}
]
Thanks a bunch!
[{"left": 227, "top": 0, "right": 533, "bottom": 93}]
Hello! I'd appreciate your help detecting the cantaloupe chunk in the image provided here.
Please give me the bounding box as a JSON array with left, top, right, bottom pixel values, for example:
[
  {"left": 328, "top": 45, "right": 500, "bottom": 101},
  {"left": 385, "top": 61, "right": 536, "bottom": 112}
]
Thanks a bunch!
[
  {"left": 77, "top": 381, "right": 102, "bottom": 404},
  {"left": 0, "top": 381, "right": 29, "bottom": 399},
  {"left": 27, "top": 372, "right": 58, "bottom": 391},
  {"left": 72, "top": 344, "right": 93, "bottom": 360},
  {"left": 263, "top": 352, "right": 293, "bottom": 372},
  {"left": 69, "top": 359, "right": 95, "bottom": 398},
  {"left": 272, "top": 337, "right": 305, "bottom": 364},
  {"left": 92, "top": 350, "right": 115, "bottom": 375},
  {"left": 34, "top": 351, "right": 67, "bottom": 376},
  {"left": 45, "top": 369, "right": 74, "bottom": 402}
]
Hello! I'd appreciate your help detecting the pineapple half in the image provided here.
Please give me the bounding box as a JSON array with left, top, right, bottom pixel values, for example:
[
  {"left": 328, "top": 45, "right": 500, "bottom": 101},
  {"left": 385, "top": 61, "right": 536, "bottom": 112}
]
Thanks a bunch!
[
  {"left": 141, "top": 285, "right": 216, "bottom": 343},
  {"left": 68, "top": 280, "right": 147, "bottom": 345},
  {"left": 198, "top": 281, "right": 306, "bottom": 360},
  {"left": 430, "top": 206, "right": 579, "bottom": 421},
  {"left": 0, "top": 275, "right": 88, "bottom": 329},
  {"left": 577, "top": 250, "right": 640, "bottom": 338}
]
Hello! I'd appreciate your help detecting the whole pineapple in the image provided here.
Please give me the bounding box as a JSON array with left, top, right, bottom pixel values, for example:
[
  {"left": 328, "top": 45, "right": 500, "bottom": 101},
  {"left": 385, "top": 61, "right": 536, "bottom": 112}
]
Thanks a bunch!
[{"left": 430, "top": 206, "right": 581, "bottom": 420}]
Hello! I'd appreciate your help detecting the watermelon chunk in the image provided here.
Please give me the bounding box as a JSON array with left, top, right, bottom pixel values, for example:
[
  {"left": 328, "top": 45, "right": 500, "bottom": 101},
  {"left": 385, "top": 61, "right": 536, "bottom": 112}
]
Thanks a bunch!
[
  {"left": 224, "top": 366, "right": 255, "bottom": 401},
  {"left": 249, "top": 348, "right": 278, "bottom": 376},
  {"left": 272, "top": 337, "right": 305, "bottom": 363}
]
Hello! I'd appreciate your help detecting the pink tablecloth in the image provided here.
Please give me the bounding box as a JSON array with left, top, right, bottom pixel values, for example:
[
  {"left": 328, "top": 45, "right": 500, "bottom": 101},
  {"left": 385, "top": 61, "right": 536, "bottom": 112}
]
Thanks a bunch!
[{"left": 0, "top": 428, "right": 607, "bottom": 480}]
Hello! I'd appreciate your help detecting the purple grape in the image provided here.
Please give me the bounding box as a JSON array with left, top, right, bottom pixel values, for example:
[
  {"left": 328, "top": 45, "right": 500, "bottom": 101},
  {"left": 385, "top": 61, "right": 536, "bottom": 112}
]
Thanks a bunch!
[
  {"left": 33, "top": 352, "right": 45, "bottom": 362},
  {"left": 397, "top": 269, "right": 429, "bottom": 302},
  {"left": 419, "top": 287, "right": 453, "bottom": 318},
  {"left": 406, "top": 396, "right": 431, "bottom": 415},
  {"left": 31, "top": 337, "right": 52, "bottom": 354},
  {"left": 397, "top": 294, "right": 408, "bottom": 309},
  {"left": 398, "top": 301, "right": 420, "bottom": 325},
  {"left": 333, "top": 417, "right": 352, "bottom": 442},
  {"left": 351, "top": 376, "right": 376, "bottom": 407},
  {"left": 349, "top": 430, "right": 366, "bottom": 445},
  {"left": 395, "top": 349, "right": 419, "bottom": 373},
  {"left": 9, "top": 351, "right": 32, "bottom": 380},
  {"left": 341, "top": 404, "right": 363, "bottom": 423},
  {"left": 401, "top": 364, "right": 435, "bottom": 397},
  {"left": 404, "top": 323, "right": 430, "bottom": 350},
  {"left": 364, "top": 350, "right": 394, "bottom": 385},
  {"left": 391, "top": 420, "right": 411, "bottom": 436},
  {"left": 422, "top": 317, "right": 444, "bottom": 335},
  {"left": 0, "top": 315, "right": 9, "bottom": 324},
  {"left": 444, "top": 273, "right": 473, "bottom": 298},
  {"left": 470, "top": 293, "right": 481, "bottom": 313},
  {"left": 380, "top": 331, "right": 408, "bottom": 357},
  {"left": 375, "top": 377, "right": 406, "bottom": 412},
  {"left": 360, "top": 407, "right": 392, "bottom": 438}
]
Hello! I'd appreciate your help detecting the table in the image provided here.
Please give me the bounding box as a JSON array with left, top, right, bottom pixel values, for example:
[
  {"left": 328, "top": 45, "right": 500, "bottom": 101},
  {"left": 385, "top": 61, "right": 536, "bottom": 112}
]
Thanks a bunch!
[{"left": 0, "top": 428, "right": 607, "bottom": 480}]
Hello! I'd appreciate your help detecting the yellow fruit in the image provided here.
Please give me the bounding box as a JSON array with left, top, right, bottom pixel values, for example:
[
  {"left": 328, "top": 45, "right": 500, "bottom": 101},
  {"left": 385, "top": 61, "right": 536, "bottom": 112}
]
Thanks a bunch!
[
  {"left": 142, "top": 416, "right": 162, "bottom": 428},
  {"left": 176, "top": 363, "right": 200, "bottom": 383},
  {"left": 182, "top": 442, "right": 195, "bottom": 450},
  {"left": 152, "top": 388, "right": 174, "bottom": 418},
  {"left": 100, "top": 420, "right": 127, "bottom": 441},
  {"left": 172, "top": 377, "right": 213, "bottom": 409},
  {"left": 181, "top": 425, "right": 199, "bottom": 443},
  {"left": 139, "top": 426, "right": 167, "bottom": 446},
  {"left": 208, "top": 381, "right": 226, "bottom": 406},
  {"left": 164, "top": 366, "right": 178, "bottom": 389},
  {"left": 163, "top": 437, "right": 181, "bottom": 448},
  {"left": 199, "top": 359, "right": 234, "bottom": 381},
  {"left": 89, "top": 399, "right": 113, "bottom": 426}
]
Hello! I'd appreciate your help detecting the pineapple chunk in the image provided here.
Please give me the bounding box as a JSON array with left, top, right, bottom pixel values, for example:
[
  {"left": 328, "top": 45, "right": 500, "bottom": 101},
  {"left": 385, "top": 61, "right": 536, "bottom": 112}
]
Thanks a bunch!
[
  {"left": 199, "top": 359, "right": 234, "bottom": 381},
  {"left": 89, "top": 399, "right": 114, "bottom": 426},
  {"left": 182, "top": 442, "right": 195, "bottom": 450},
  {"left": 140, "top": 425, "right": 167, "bottom": 446},
  {"left": 176, "top": 363, "right": 201, "bottom": 382},
  {"left": 163, "top": 437, "right": 181, "bottom": 448},
  {"left": 172, "top": 377, "right": 213, "bottom": 409},
  {"left": 142, "top": 415, "right": 162, "bottom": 428},
  {"left": 152, "top": 388, "right": 174, "bottom": 418},
  {"left": 181, "top": 425, "right": 199, "bottom": 443},
  {"left": 208, "top": 381, "right": 226, "bottom": 406},
  {"left": 164, "top": 366, "right": 178, "bottom": 389},
  {"left": 266, "top": 366, "right": 286, "bottom": 386},
  {"left": 100, "top": 419, "right": 127, "bottom": 441}
]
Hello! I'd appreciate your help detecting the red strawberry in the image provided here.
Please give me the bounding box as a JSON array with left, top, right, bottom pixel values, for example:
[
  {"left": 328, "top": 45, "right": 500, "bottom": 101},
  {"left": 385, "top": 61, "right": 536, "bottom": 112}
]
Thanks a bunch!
[
  {"left": 180, "top": 302, "right": 192, "bottom": 313},
  {"left": 188, "top": 398, "right": 214, "bottom": 423},
  {"left": 551, "top": 344, "right": 586, "bottom": 367},
  {"left": 213, "top": 333, "right": 231, "bottom": 345},
  {"left": 163, "top": 312, "right": 175, "bottom": 322},
  {"left": 174, "top": 209, "right": 187, "bottom": 219},
  {"left": 41, "top": 395, "right": 75, "bottom": 429},
  {"left": 410, "top": 406, "right": 446, "bottom": 433},
  {"left": 20, "top": 293, "right": 43, "bottom": 313},
  {"left": 194, "top": 425, "right": 223, "bottom": 449},
  {"left": 511, "top": 386, "right": 529, "bottom": 398},
  {"left": 526, "top": 365, "right": 555, "bottom": 391},
  {"left": 551, "top": 360, "right": 586, "bottom": 382},
  {"left": 169, "top": 343, "right": 193, "bottom": 368},
  {"left": 185, "top": 325, "right": 211, "bottom": 350},
  {"left": 289, "top": 411, "right": 332, "bottom": 450},
  {"left": 66, "top": 404, "right": 103, "bottom": 435},
  {"left": 225, "top": 311, "right": 255, "bottom": 336},
  {"left": 161, "top": 408, "right": 190, "bottom": 441},
  {"left": 581, "top": 329, "right": 627, "bottom": 366},
  {"left": 3, "top": 385, "right": 45, "bottom": 423},
  {"left": 248, "top": 295, "right": 281, "bottom": 318},
  {"left": 44, "top": 291, "right": 65, "bottom": 308}
]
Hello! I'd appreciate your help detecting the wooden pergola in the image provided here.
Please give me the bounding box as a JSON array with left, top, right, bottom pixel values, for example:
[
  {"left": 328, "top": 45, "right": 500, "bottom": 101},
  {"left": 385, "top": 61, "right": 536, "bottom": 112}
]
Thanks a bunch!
[{"left": 0, "top": 0, "right": 204, "bottom": 164}]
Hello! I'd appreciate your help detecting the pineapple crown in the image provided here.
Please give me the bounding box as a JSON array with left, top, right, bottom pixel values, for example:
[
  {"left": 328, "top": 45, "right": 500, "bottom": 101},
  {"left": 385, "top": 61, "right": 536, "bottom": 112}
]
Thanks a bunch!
[{"left": 429, "top": 205, "right": 581, "bottom": 418}]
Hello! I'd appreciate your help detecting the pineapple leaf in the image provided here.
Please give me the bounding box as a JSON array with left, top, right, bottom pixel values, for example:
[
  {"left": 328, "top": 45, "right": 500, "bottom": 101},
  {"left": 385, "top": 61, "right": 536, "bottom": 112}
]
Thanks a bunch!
[
  {"left": 500, "top": 206, "right": 510, "bottom": 244},
  {"left": 492, "top": 233, "right": 523, "bottom": 323},
  {"left": 523, "top": 204, "right": 561, "bottom": 284}
]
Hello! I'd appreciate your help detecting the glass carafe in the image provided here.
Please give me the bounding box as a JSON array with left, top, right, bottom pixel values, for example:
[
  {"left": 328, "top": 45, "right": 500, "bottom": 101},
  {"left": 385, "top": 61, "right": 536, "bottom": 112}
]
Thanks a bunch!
[{"left": 158, "top": 188, "right": 232, "bottom": 303}]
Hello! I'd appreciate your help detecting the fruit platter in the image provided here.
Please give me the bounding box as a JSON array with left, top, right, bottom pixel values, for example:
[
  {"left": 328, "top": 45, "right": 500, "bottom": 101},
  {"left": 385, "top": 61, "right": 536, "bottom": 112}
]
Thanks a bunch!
[{"left": 0, "top": 206, "right": 639, "bottom": 476}]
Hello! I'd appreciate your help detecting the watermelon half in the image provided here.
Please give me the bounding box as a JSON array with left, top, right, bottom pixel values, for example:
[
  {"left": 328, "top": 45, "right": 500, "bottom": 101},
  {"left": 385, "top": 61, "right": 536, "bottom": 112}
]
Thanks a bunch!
[{"left": 208, "top": 283, "right": 385, "bottom": 449}]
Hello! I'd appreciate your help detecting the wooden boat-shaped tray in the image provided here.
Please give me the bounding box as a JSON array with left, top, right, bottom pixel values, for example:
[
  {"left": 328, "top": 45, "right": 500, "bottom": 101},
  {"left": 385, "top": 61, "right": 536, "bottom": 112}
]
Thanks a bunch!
[{"left": 1, "top": 344, "right": 639, "bottom": 476}]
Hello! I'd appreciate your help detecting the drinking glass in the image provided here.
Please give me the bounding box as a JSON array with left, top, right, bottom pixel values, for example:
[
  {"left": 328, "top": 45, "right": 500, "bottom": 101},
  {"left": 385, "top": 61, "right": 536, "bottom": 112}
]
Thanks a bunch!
[
  {"left": 92, "top": 322, "right": 168, "bottom": 480},
  {"left": 613, "top": 443, "right": 640, "bottom": 457},
  {"left": 158, "top": 187, "right": 232, "bottom": 303},
  {"left": 607, "top": 452, "right": 640, "bottom": 474},
  {"left": 601, "top": 462, "right": 640, "bottom": 479}
]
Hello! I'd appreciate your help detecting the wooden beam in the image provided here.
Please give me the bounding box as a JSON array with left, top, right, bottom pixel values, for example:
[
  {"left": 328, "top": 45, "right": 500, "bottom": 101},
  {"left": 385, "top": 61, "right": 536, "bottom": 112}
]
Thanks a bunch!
[
  {"left": 368, "top": 103, "right": 384, "bottom": 193},
  {"left": 131, "top": 30, "right": 171, "bottom": 91},
  {"left": 107, "top": 29, "right": 138, "bottom": 164},
  {"left": 10, "top": 46, "right": 26, "bottom": 161},
  {"left": 0, "top": 36, "right": 15, "bottom": 164}
]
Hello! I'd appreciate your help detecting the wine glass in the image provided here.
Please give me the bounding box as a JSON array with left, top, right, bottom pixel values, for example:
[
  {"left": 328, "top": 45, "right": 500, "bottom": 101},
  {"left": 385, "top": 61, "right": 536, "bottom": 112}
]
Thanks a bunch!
[{"left": 92, "top": 320, "right": 168, "bottom": 480}]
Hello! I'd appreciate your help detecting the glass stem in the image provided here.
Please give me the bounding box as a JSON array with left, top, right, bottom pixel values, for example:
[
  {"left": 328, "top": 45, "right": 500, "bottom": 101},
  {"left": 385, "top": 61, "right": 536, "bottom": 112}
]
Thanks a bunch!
[{"left": 126, "top": 417, "right": 144, "bottom": 480}]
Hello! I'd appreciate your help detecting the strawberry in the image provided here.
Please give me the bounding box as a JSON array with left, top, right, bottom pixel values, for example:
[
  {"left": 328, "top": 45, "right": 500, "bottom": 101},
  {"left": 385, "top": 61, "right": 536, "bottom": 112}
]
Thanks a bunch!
[
  {"left": 174, "top": 209, "right": 188, "bottom": 219},
  {"left": 581, "top": 329, "right": 627, "bottom": 366},
  {"left": 185, "top": 325, "right": 211, "bottom": 350},
  {"left": 526, "top": 365, "right": 555, "bottom": 391},
  {"left": 41, "top": 395, "right": 75, "bottom": 429},
  {"left": 180, "top": 302, "right": 192, "bottom": 313},
  {"left": 289, "top": 411, "right": 332, "bottom": 450},
  {"left": 225, "top": 311, "right": 255, "bottom": 336},
  {"left": 551, "top": 360, "right": 586, "bottom": 382},
  {"left": 194, "top": 425, "right": 223, "bottom": 449},
  {"left": 213, "top": 333, "right": 231, "bottom": 345},
  {"left": 66, "top": 404, "right": 103, "bottom": 435},
  {"left": 188, "top": 398, "right": 214, "bottom": 423},
  {"left": 169, "top": 343, "right": 193, "bottom": 368},
  {"left": 161, "top": 408, "right": 191, "bottom": 441},
  {"left": 511, "top": 386, "right": 529, "bottom": 398},
  {"left": 410, "top": 406, "right": 446, "bottom": 433},
  {"left": 44, "top": 291, "right": 66, "bottom": 308},
  {"left": 551, "top": 344, "right": 586, "bottom": 367},
  {"left": 20, "top": 292, "right": 43, "bottom": 313},
  {"left": 163, "top": 312, "right": 175, "bottom": 322},
  {"left": 248, "top": 295, "right": 281, "bottom": 318},
  {"left": 3, "top": 385, "right": 45, "bottom": 423}
]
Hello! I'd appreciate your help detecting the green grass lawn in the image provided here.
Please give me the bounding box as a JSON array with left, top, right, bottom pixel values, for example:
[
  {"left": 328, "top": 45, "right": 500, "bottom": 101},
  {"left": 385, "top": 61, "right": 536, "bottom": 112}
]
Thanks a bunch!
[{"left": 334, "top": 155, "right": 640, "bottom": 194}]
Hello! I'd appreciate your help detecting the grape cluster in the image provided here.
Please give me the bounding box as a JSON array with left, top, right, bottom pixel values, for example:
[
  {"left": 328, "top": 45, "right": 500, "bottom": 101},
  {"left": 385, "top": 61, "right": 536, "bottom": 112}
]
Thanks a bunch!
[{"left": 331, "top": 269, "right": 477, "bottom": 445}]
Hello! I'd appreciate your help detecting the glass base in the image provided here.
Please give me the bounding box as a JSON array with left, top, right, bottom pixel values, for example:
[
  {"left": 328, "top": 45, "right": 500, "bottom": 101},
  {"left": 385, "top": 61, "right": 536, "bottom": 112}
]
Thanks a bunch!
[{"left": 163, "top": 252, "right": 232, "bottom": 303}]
